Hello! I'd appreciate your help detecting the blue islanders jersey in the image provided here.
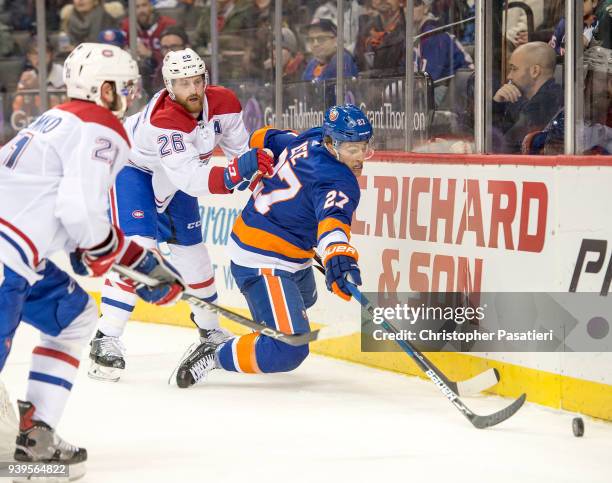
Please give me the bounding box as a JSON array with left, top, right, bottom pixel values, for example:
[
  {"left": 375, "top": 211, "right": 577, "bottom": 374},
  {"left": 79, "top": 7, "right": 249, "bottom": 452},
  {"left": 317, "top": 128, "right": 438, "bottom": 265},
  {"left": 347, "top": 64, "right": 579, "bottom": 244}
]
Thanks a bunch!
[{"left": 227, "top": 127, "right": 360, "bottom": 272}]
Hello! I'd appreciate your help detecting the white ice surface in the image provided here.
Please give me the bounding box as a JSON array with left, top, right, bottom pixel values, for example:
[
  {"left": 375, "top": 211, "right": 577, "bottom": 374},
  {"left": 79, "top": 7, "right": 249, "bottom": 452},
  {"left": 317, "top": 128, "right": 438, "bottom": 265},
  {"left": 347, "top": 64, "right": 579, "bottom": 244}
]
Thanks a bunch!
[{"left": 2, "top": 322, "right": 611, "bottom": 483}]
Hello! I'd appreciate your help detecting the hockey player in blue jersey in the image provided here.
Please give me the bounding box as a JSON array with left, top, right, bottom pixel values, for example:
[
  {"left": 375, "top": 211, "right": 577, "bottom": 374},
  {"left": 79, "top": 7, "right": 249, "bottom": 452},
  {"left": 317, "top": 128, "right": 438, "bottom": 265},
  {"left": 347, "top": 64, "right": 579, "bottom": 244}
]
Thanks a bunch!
[{"left": 174, "top": 104, "right": 373, "bottom": 387}]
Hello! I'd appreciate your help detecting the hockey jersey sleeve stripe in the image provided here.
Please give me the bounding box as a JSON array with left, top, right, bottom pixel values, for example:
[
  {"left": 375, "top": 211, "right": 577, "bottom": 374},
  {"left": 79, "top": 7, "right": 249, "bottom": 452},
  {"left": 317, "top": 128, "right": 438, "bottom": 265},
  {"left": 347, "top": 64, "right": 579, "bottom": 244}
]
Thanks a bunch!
[
  {"left": 232, "top": 215, "right": 314, "bottom": 261},
  {"left": 235, "top": 332, "right": 261, "bottom": 373},
  {"left": 0, "top": 217, "right": 40, "bottom": 266},
  {"left": 208, "top": 166, "right": 231, "bottom": 194},
  {"left": 32, "top": 347, "right": 80, "bottom": 368},
  {"left": 317, "top": 231, "right": 349, "bottom": 257},
  {"left": 317, "top": 217, "right": 351, "bottom": 242},
  {"left": 109, "top": 187, "right": 119, "bottom": 227},
  {"left": 249, "top": 126, "right": 274, "bottom": 149}
]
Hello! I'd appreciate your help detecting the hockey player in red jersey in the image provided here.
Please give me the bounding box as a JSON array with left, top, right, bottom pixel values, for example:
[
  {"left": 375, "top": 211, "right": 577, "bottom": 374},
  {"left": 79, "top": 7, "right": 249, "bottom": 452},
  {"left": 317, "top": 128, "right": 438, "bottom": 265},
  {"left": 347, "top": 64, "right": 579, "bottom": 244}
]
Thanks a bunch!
[
  {"left": 0, "top": 43, "right": 185, "bottom": 476},
  {"left": 91, "top": 47, "right": 274, "bottom": 381},
  {"left": 174, "top": 104, "right": 374, "bottom": 388}
]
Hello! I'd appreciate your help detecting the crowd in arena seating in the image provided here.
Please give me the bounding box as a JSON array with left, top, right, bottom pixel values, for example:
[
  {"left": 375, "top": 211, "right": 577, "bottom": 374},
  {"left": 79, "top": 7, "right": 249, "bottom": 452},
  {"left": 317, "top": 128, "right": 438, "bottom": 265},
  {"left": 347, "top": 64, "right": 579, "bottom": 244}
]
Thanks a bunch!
[{"left": 0, "top": 0, "right": 610, "bottom": 154}]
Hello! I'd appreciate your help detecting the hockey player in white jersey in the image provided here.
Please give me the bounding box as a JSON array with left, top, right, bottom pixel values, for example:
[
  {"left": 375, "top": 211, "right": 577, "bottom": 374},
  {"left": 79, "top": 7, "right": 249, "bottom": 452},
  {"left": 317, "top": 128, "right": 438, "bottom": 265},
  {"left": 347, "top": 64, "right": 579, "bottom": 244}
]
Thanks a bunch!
[
  {"left": 92, "top": 47, "right": 274, "bottom": 381},
  {"left": 0, "top": 43, "right": 184, "bottom": 477}
]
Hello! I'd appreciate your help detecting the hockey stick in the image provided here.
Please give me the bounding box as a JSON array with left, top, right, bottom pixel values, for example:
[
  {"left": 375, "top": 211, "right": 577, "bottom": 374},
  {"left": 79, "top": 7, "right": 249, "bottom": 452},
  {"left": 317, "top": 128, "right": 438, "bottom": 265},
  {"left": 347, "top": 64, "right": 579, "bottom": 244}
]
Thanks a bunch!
[
  {"left": 111, "top": 265, "right": 319, "bottom": 347},
  {"left": 348, "top": 282, "right": 526, "bottom": 428},
  {"left": 312, "top": 256, "right": 500, "bottom": 397},
  {"left": 313, "top": 257, "right": 525, "bottom": 428}
]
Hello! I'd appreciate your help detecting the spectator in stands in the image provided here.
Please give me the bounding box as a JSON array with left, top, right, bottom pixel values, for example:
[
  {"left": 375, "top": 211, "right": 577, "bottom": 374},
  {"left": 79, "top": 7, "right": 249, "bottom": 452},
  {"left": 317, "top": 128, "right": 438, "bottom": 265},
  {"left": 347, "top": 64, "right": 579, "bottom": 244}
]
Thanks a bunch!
[
  {"left": 194, "top": 0, "right": 250, "bottom": 49},
  {"left": 15, "top": 37, "right": 65, "bottom": 92},
  {"left": 527, "top": 46, "right": 612, "bottom": 155},
  {"left": 595, "top": 0, "right": 612, "bottom": 48},
  {"left": 431, "top": 0, "right": 473, "bottom": 44},
  {"left": 412, "top": 0, "right": 474, "bottom": 82},
  {"left": 239, "top": 0, "right": 304, "bottom": 81},
  {"left": 4, "top": 0, "right": 67, "bottom": 31},
  {"left": 12, "top": 37, "right": 66, "bottom": 123},
  {"left": 241, "top": 0, "right": 274, "bottom": 82},
  {"left": 0, "top": 21, "right": 16, "bottom": 58},
  {"left": 147, "top": 25, "right": 190, "bottom": 93},
  {"left": 310, "top": 0, "right": 369, "bottom": 54},
  {"left": 61, "top": 0, "right": 123, "bottom": 47},
  {"left": 121, "top": 0, "right": 176, "bottom": 60},
  {"left": 505, "top": 0, "right": 545, "bottom": 47},
  {"left": 354, "top": 0, "right": 407, "bottom": 75},
  {"left": 492, "top": 41, "right": 562, "bottom": 153},
  {"left": 549, "top": 0, "right": 599, "bottom": 56},
  {"left": 303, "top": 19, "right": 358, "bottom": 82},
  {"left": 98, "top": 28, "right": 127, "bottom": 48},
  {"left": 120, "top": 0, "right": 176, "bottom": 95},
  {"left": 263, "top": 27, "right": 305, "bottom": 82}
]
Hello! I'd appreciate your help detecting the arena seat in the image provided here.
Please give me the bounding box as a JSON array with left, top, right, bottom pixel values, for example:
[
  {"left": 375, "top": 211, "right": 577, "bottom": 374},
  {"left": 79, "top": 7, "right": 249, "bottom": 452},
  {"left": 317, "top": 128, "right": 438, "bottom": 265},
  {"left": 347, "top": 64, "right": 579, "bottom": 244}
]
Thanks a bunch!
[
  {"left": 12, "top": 31, "right": 32, "bottom": 55},
  {"left": 437, "top": 67, "right": 474, "bottom": 113},
  {"left": 0, "top": 57, "right": 24, "bottom": 92}
]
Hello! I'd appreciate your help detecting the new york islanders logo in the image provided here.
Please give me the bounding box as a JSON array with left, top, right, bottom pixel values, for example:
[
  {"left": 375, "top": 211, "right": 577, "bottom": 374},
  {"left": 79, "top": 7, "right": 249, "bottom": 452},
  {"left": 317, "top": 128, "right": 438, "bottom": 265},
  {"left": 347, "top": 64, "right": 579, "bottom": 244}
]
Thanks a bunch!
[{"left": 329, "top": 108, "right": 339, "bottom": 121}]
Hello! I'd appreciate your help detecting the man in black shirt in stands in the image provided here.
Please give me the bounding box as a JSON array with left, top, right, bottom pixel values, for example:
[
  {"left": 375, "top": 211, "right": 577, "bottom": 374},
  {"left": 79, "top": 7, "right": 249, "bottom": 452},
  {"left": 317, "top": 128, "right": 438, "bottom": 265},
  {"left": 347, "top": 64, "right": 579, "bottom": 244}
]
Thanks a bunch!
[{"left": 492, "top": 41, "right": 563, "bottom": 153}]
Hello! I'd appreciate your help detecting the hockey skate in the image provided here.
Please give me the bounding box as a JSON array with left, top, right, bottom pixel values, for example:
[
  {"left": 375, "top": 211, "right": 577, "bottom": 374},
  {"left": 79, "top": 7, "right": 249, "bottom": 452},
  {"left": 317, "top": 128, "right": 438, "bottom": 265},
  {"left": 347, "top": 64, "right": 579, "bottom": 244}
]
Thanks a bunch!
[
  {"left": 175, "top": 341, "right": 218, "bottom": 388},
  {"left": 167, "top": 326, "right": 231, "bottom": 386},
  {"left": 14, "top": 401, "right": 87, "bottom": 482},
  {"left": 198, "top": 327, "right": 232, "bottom": 345},
  {"left": 88, "top": 330, "right": 126, "bottom": 382}
]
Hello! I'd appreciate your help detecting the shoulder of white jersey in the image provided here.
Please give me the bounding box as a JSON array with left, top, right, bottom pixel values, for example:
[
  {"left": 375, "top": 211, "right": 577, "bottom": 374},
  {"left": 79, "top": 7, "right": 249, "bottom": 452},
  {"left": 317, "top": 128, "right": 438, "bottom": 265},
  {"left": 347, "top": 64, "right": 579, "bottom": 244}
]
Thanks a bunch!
[
  {"left": 205, "top": 85, "right": 242, "bottom": 118},
  {"left": 54, "top": 100, "right": 130, "bottom": 146},
  {"left": 149, "top": 89, "right": 197, "bottom": 134}
]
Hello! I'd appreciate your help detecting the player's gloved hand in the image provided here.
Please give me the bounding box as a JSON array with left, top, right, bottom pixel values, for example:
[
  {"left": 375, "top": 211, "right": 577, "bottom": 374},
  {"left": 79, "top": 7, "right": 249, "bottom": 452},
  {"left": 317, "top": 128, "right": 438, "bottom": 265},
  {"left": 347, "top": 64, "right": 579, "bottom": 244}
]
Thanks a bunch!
[
  {"left": 70, "top": 226, "right": 126, "bottom": 277},
  {"left": 323, "top": 243, "right": 361, "bottom": 301},
  {"left": 118, "top": 245, "right": 185, "bottom": 307},
  {"left": 224, "top": 148, "right": 274, "bottom": 191}
]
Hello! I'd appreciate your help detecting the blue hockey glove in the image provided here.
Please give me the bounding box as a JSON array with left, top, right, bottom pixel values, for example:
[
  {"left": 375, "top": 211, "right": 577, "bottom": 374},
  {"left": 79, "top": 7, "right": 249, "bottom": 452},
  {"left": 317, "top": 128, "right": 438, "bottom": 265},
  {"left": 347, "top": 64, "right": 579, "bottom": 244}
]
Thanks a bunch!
[
  {"left": 224, "top": 148, "right": 273, "bottom": 191},
  {"left": 323, "top": 243, "right": 361, "bottom": 301},
  {"left": 118, "top": 245, "right": 185, "bottom": 306}
]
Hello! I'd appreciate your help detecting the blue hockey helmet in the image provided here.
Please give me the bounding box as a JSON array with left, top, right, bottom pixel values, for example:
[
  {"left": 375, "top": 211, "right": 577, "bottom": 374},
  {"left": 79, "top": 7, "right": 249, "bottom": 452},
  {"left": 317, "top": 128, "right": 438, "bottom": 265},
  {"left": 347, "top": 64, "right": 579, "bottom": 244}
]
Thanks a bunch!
[{"left": 323, "top": 104, "right": 373, "bottom": 144}]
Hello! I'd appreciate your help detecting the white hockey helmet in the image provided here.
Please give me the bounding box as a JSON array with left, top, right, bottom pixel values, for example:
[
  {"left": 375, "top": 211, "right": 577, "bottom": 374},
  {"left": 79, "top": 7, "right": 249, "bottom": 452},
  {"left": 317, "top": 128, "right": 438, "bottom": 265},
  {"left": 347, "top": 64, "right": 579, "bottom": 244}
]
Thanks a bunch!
[
  {"left": 162, "top": 48, "right": 209, "bottom": 99},
  {"left": 63, "top": 43, "right": 140, "bottom": 119}
]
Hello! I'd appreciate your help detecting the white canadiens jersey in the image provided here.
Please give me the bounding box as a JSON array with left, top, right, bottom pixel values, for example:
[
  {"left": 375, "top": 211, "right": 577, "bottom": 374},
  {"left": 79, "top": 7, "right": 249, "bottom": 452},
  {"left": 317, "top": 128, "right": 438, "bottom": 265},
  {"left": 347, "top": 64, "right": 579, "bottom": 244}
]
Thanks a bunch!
[
  {"left": 124, "top": 86, "right": 250, "bottom": 211},
  {"left": 0, "top": 101, "right": 131, "bottom": 285}
]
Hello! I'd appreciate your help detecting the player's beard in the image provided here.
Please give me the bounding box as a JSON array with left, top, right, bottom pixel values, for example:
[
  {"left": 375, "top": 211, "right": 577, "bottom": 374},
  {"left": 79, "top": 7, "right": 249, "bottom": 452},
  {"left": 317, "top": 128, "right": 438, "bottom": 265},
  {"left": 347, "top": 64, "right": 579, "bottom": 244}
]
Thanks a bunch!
[{"left": 177, "top": 93, "right": 204, "bottom": 114}]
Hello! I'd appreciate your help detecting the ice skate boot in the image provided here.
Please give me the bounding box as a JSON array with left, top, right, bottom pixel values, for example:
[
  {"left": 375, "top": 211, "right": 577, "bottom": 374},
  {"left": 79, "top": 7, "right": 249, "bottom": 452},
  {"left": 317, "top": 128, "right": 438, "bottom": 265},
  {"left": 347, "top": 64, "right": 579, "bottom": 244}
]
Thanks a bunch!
[
  {"left": 14, "top": 401, "right": 87, "bottom": 481},
  {"left": 198, "top": 326, "right": 232, "bottom": 345},
  {"left": 175, "top": 341, "right": 218, "bottom": 389},
  {"left": 88, "top": 330, "right": 126, "bottom": 382}
]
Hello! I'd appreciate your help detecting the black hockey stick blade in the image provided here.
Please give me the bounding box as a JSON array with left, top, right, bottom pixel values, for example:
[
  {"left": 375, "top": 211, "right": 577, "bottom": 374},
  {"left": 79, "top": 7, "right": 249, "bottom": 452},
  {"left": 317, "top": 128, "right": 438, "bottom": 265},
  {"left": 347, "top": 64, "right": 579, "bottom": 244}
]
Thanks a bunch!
[
  {"left": 311, "top": 256, "right": 500, "bottom": 396},
  {"left": 111, "top": 265, "right": 318, "bottom": 346},
  {"left": 344, "top": 278, "right": 526, "bottom": 429},
  {"left": 468, "top": 392, "right": 527, "bottom": 429}
]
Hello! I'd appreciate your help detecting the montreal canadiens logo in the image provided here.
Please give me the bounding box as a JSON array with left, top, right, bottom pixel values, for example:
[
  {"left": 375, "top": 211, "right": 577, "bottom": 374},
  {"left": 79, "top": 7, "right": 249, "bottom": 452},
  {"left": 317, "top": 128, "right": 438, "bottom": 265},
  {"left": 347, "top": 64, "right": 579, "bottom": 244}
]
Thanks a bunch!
[
  {"left": 102, "top": 49, "right": 114, "bottom": 57},
  {"left": 132, "top": 210, "right": 145, "bottom": 219},
  {"left": 329, "top": 109, "right": 339, "bottom": 121}
]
